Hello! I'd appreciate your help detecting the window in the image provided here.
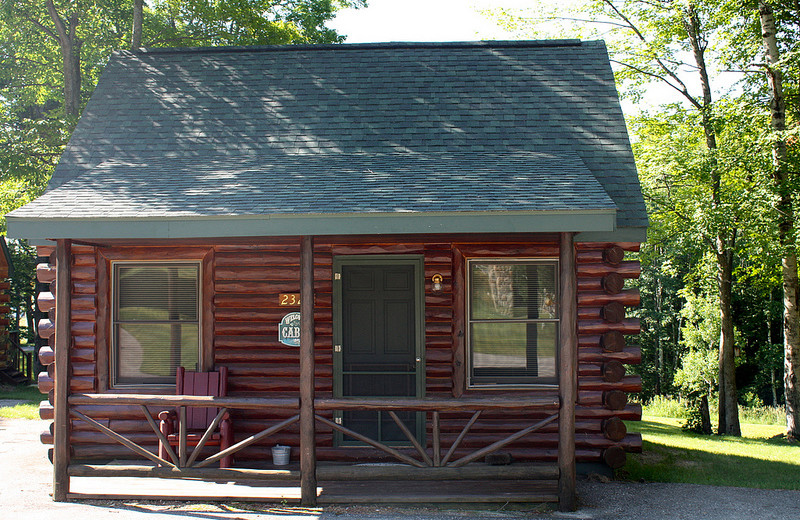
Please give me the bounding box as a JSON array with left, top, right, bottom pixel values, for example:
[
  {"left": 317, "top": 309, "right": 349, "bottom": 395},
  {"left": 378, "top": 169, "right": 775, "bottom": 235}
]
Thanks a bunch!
[
  {"left": 112, "top": 263, "right": 200, "bottom": 386},
  {"left": 468, "top": 260, "right": 558, "bottom": 387}
]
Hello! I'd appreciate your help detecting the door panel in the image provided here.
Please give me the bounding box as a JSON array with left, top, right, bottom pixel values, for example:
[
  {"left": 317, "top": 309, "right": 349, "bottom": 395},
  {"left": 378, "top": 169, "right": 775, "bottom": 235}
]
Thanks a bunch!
[{"left": 346, "top": 300, "right": 376, "bottom": 354}]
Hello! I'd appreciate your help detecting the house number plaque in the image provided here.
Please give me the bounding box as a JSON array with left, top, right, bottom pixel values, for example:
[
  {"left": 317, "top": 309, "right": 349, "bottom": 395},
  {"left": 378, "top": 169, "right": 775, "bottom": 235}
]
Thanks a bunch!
[
  {"left": 279, "top": 293, "right": 301, "bottom": 306},
  {"left": 278, "top": 311, "right": 301, "bottom": 347}
]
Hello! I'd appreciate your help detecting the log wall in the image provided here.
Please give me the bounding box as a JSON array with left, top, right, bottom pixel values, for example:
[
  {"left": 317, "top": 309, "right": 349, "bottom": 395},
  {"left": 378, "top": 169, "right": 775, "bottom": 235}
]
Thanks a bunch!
[
  {"left": 37, "top": 235, "right": 641, "bottom": 467},
  {"left": 575, "top": 242, "right": 643, "bottom": 468}
]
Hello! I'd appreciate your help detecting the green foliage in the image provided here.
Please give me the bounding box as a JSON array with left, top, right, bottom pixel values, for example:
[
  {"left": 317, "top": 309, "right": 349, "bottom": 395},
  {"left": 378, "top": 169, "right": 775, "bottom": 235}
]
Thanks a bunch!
[
  {"left": 682, "top": 401, "right": 710, "bottom": 433},
  {"left": 481, "top": 2, "right": 799, "bottom": 422},
  {"left": 5, "top": 239, "right": 37, "bottom": 343},
  {"left": 146, "top": 1, "right": 364, "bottom": 47},
  {"left": 674, "top": 347, "right": 718, "bottom": 397},
  {"left": 642, "top": 395, "right": 785, "bottom": 426},
  {"left": 643, "top": 395, "right": 690, "bottom": 419}
]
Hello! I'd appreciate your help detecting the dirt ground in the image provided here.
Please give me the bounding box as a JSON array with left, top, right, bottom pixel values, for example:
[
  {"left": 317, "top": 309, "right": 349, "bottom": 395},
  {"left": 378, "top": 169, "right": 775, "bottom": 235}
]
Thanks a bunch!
[{"left": 2, "top": 417, "right": 800, "bottom": 520}]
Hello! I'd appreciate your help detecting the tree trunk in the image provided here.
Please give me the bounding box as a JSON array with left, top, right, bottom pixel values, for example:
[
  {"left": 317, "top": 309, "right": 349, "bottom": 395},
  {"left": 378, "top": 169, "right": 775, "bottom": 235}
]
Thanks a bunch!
[
  {"left": 46, "top": 0, "right": 81, "bottom": 117},
  {"left": 759, "top": 0, "right": 800, "bottom": 440},
  {"left": 700, "top": 395, "right": 712, "bottom": 435},
  {"left": 685, "top": 4, "right": 740, "bottom": 435},
  {"left": 131, "top": 0, "right": 143, "bottom": 50},
  {"left": 656, "top": 272, "right": 664, "bottom": 395},
  {"left": 717, "top": 247, "right": 741, "bottom": 435}
]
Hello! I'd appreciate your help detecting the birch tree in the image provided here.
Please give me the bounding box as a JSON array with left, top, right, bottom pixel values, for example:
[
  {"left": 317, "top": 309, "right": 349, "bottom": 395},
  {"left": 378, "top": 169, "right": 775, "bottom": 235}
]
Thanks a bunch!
[{"left": 756, "top": 0, "right": 799, "bottom": 439}]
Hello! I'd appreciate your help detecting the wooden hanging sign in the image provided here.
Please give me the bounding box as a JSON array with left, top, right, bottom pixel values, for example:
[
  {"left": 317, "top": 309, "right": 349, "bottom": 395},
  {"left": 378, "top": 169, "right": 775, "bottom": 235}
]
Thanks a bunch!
[{"left": 279, "top": 312, "right": 301, "bottom": 347}]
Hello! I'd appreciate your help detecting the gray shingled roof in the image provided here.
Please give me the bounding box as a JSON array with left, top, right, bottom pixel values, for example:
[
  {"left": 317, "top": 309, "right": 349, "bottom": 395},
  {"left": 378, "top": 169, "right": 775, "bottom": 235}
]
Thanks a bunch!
[{"left": 7, "top": 40, "right": 647, "bottom": 240}]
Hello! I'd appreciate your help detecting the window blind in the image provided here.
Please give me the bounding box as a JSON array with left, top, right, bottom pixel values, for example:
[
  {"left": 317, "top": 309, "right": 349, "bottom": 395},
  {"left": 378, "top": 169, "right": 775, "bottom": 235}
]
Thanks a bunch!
[
  {"left": 113, "top": 264, "right": 200, "bottom": 385},
  {"left": 469, "top": 261, "right": 558, "bottom": 386}
]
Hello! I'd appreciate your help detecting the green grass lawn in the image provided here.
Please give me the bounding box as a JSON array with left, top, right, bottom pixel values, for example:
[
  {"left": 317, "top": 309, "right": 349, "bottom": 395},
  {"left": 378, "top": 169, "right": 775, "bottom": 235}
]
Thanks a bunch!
[
  {"left": 622, "top": 416, "right": 800, "bottom": 489},
  {"left": 0, "top": 384, "right": 46, "bottom": 419}
]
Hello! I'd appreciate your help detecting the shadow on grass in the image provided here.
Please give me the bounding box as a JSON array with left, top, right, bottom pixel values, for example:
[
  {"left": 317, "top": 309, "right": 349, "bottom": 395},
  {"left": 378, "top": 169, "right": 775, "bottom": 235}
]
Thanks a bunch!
[{"left": 621, "top": 419, "right": 800, "bottom": 490}]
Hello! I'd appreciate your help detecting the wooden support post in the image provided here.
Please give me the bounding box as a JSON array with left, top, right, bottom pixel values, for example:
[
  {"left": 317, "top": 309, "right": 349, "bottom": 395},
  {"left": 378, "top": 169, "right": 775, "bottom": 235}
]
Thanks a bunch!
[
  {"left": 178, "top": 406, "right": 187, "bottom": 467},
  {"left": 53, "top": 239, "right": 71, "bottom": 501},
  {"left": 432, "top": 411, "right": 441, "bottom": 467},
  {"left": 558, "top": 232, "right": 577, "bottom": 511},
  {"left": 299, "top": 236, "right": 317, "bottom": 506}
]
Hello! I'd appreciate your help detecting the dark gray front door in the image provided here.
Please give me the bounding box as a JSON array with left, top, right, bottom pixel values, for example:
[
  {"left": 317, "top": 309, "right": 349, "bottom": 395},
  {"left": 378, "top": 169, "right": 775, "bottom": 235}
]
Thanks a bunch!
[{"left": 333, "top": 258, "right": 424, "bottom": 445}]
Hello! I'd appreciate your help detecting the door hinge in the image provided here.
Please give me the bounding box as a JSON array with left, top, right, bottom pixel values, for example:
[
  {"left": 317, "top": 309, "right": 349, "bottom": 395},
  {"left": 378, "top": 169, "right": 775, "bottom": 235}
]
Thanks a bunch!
[
  {"left": 334, "top": 344, "right": 342, "bottom": 352},
  {"left": 334, "top": 417, "right": 342, "bottom": 425}
]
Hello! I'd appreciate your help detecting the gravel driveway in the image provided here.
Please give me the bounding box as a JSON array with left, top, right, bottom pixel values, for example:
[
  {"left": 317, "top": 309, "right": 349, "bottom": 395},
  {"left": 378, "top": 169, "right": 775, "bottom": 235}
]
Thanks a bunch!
[{"left": 2, "top": 417, "right": 799, "bottom": 520}]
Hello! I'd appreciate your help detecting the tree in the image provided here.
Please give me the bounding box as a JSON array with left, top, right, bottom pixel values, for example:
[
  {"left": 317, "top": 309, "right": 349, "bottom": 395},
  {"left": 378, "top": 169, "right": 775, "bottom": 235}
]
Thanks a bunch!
[
  {"left": 756, "top": 0, "right": 800, "bottom": 439},
  {"left": 582, "top": 0, "right": 745, "bottom": 435}
]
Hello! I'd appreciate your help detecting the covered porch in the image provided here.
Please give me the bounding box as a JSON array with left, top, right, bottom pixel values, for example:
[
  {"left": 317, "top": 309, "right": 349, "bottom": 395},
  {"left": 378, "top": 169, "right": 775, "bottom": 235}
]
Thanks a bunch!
[{"left": 48, "top": 234, "right": 580, "bottom": 509}]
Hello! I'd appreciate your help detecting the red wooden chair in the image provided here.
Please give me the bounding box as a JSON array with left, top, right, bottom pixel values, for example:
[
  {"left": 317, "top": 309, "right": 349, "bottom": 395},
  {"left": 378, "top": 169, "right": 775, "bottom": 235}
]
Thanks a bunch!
[{"left": 158, "top": 366, "right": 233, "bottom": 468}]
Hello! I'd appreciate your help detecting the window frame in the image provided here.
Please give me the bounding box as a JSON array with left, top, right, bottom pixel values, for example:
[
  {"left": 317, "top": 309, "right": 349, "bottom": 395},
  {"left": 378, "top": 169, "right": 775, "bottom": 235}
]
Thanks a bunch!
[
  {"left": 466, "top": 257, "right": 560, "bottom": 389},
  {"left": 110, "top": 260, "right": 203, "bottom": 389}
]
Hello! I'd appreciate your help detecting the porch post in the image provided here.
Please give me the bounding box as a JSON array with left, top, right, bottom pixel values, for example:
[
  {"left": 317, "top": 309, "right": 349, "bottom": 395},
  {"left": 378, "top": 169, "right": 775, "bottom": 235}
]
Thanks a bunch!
[
  {"left": 53, "top": 239, "right": 72, "bottom": 501},
  {"left": 558, "top": 232, "right": 577, "bottom": 511},
  {"left": 299, "top": 236, "right": 317, "bottom": 505}
]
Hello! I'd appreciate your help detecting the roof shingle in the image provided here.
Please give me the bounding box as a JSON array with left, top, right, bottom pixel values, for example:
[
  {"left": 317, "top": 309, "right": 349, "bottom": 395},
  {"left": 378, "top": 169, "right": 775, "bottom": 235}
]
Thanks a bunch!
[{"left": 8, "top": 40, "right": 647, "bottom": 238}]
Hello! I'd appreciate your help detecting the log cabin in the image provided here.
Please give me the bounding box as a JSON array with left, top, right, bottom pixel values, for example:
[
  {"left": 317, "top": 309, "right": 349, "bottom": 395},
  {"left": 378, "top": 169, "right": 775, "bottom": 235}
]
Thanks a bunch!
[
  {"left": 0, "top": 236, "right": 21, "bottom": 383},
  {"left": 5, "top": 40, "right": 647, "bottom": 508}
]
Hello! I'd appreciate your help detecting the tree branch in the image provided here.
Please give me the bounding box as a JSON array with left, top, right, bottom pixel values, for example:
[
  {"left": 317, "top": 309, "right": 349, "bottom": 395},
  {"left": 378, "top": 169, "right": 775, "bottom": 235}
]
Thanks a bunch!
[
  {"left": 601, "top": 0, "right": 700, "bottom": 108},
  {"left": 45, "top": 0, "right": 69, "bottom": 44},
  {"left": 611, "top": 59, "right": 704, "bottom": 110},
  {"left": 24, "top": 15, "right": 59, "bottom": 43}
]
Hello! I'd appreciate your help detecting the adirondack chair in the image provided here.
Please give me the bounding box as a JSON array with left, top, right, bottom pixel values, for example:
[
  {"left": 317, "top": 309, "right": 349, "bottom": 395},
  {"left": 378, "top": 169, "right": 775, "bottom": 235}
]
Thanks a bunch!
[{"left": 158, "top": 366, "right": 233, "bottom": 468}]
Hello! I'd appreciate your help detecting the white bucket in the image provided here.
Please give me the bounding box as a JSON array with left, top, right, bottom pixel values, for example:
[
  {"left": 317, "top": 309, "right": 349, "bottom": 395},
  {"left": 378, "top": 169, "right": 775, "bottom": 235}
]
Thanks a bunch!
[{"left": 271, "top": 445, "right": 291, "bottom": 466}]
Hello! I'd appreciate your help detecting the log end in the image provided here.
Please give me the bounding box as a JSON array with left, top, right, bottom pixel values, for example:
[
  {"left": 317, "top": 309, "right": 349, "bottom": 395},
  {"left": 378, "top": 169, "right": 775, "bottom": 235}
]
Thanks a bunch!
[
  {"left": 602, "top": 360, "right": 626, "bottom": 383},
  {"left": 600, "top": 331, "right": 625, "bottom": 352},
  {"left": 604, "top": 390, "right": 628, "bottom": 411},
  {"left": 601, "top": 272, "right": 625, "bottom": 294},
  {"left": 602, "top": 246, "right": 625, "bottom": 266},
  {"left": 601, "top": 302, "right": 626, "bottom": 323},
  {"left": 603, "top": 445, "right": 627, "bottom": 469},
  {"left": 602, "top": 417, "right": 628, "bottom": 441}
]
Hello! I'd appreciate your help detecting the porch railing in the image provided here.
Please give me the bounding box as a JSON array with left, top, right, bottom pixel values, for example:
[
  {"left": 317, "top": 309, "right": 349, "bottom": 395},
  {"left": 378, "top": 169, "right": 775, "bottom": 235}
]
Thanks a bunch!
[
  {"left": 65, "top": 394, "right": 560, "bottom": 488},
  {"left": 4, "top": 330, "right": 34, "bottom": 383}
]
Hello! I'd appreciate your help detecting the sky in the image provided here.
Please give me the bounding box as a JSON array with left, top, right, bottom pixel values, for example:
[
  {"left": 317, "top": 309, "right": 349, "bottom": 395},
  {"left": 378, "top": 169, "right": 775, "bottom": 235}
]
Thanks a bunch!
[{"left": 328, "top": 0, "right": 527, "bottom": 43}]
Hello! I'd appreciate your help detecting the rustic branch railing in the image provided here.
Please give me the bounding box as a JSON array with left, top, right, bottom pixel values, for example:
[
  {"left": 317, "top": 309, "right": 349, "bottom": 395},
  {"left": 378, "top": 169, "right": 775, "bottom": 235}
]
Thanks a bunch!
[
  {"left": 68, "top": 394, "right": 299, "bottom": 469},
  {"left": 314, "top": 397, "right": 560, "bottom": 469},
  {"left": 64, "top": 393, "right": 562, "bottom": 501},
  {"left": 67, "top": 395, "right": 559, "bottom": 473}
]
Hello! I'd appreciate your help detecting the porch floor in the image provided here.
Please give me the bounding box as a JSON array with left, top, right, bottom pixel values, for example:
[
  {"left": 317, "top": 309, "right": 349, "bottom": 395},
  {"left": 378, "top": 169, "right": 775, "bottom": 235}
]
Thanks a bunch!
[
  {"left": 67, "top": 462, "right": 559, "bottom": 504},
  {"left": 69, "top": 478, "right": 558, "bottom": 504}
]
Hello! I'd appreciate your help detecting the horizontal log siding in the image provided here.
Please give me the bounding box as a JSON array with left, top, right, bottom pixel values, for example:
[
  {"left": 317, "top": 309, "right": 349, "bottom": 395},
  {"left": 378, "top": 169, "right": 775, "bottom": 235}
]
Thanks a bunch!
[
  {"left": 44, "top": 236, "right": 641, "bottom": 466},
  {"left": 575, "top": 242, "right": 643, "bottom": 466},
  {"left": 212, "top": 239, "right": 305, "bottom": 461}
]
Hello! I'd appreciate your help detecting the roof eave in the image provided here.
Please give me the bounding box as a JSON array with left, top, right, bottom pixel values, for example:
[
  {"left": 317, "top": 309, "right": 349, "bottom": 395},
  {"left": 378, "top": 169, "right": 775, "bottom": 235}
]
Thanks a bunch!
[{"left": 6, "top": 209, "right": 617, "bottom": 240}]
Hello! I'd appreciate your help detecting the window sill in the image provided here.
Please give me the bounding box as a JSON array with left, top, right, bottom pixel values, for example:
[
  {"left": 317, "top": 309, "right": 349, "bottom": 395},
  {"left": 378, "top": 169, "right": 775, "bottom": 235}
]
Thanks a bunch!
[{"left": 465, "top": 382, "right": 559, "bottom": 391}]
